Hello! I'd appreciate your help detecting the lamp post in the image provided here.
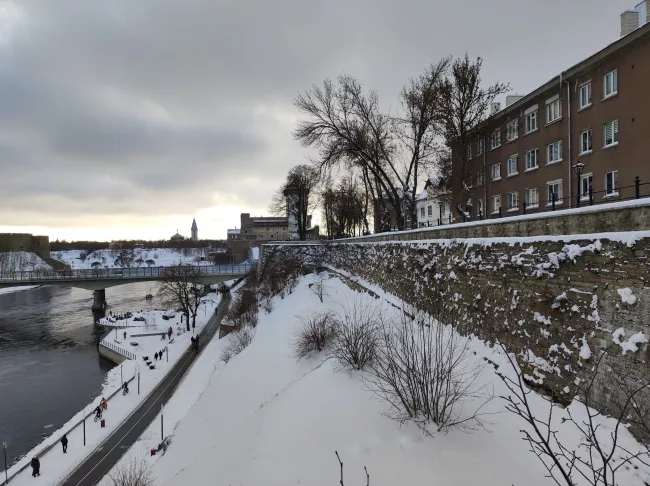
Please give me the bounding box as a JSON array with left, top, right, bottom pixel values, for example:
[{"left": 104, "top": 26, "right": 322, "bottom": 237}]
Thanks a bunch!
[{"left": 572, "top": 162, "right": 585, "bottom": 208}]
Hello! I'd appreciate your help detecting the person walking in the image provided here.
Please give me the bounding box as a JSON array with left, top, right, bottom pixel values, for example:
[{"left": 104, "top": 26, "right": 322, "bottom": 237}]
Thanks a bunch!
[
  {"left": 123, "top": 331, "right": 127, "bottom": 340},
  {"left": 61, "top": 434, "right": 68, "bottom": 453},
  {"left": 154, "top": 351, "right": 158, "bottom": 361},
  {"left": 31, "top": 457, "right": 40, "bottom": 477}
]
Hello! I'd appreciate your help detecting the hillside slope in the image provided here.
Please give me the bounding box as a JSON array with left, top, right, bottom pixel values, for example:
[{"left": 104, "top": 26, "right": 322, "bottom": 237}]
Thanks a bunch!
[{"left": 147, "top": 274, "right": 650, "bottom": 486}]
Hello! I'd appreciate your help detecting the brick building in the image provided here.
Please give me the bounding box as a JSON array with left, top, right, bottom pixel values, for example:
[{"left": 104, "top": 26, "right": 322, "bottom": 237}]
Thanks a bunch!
[{"left": 453, "top": 19, "right": 650, "bottom": 220}]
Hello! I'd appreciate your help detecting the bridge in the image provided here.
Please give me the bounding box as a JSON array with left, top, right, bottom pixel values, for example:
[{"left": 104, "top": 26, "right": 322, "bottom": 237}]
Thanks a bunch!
[{"left": 0, "top": 263, "right": 251, "bottom": 310}]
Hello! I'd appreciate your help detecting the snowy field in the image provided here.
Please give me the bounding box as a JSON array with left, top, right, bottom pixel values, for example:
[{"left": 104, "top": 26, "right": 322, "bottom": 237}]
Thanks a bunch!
[
  {"left": 51, "top": 248, "right": 212, "bottom": 269},
  {"left": 6, "top": 294, "right": 221, "bottom": 486},
  {"left": 0, "top": 251, "right": 53, "bottom": 272},
  {"left": 100, "top": 273, "right": 650, "bottom": 486}
]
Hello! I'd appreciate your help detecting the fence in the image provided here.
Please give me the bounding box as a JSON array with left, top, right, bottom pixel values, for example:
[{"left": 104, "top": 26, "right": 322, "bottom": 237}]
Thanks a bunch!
[
  {"left": 0, "top": 263, "right": 252, "bottom": 283},
  {"left": 100, "top": 340, "right": 136, "bottom": 361}
]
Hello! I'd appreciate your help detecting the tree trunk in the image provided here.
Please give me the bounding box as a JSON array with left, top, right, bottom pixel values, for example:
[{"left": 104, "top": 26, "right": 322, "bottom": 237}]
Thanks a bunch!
[{"left": 185, "top": 311, "right": 190, "bottom": 332}]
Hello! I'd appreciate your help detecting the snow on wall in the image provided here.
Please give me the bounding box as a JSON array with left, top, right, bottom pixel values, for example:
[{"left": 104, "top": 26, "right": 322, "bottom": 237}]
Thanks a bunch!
[
  {"left": 262, "top": 233, "right": 650, "bottom": 436},
  {"left": 52, "top": 248, "right": 210, "bottom": 269}
]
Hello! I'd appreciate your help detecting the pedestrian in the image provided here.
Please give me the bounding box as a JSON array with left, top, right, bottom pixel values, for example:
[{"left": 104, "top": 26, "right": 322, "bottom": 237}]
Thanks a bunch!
[
  {"left": 31, "top": 456, "right": 40, "bottom": 477},
  {"left": 61, "top": 434, "right": 68, "bottom": 453},
  {"left": 160, "top": 349, "right": 164, "bottom": 359},
  {"left": 154, "top": 351, "right": 158, "bottom": 360},
  {"left": 192, "top": 321, "right": 195, "bottom": 332},
  {"left": 123, "top": 331, "right": 127, "bottom": 340},
  {"left": 190, "top": 336, "right": 195, "bottom": 345},
  {"left": 168, "top": 327, "right": 172, "bottom": 339}
]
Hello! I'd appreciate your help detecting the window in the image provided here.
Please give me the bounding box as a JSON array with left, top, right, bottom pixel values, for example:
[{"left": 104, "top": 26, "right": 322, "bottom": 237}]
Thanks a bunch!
[
  {"left": 420, "top": 207, "right": 425, "bottom": 218},
  {"left": 427, "top": 205, "right": 433, "bottom": 217},
  {"left": 440, "top": 203, "right": 446, "bottom": 217},
  {"left": 525, "top": 148, "right": 539, "bottom": 171},
  {"left": 476, "top": 139, "right": 484, "bottom": 156},
  {"left": 507, "top": 155, "right": 518, "bottom": 176},
  {"left": 467, "top": 144, "right": 472, "bottom": 160},
  {"left": 605, "top": 171, "right": 619, "bottom": 196},
  {"left": 603, "top": 70, "right": 618, "bottom": 99},
  {"left": 491, "top": 129, "right": 501, "bottom": 149},
  {"left": 525, "top": 111, "right": 538, "bottom": 133},
  {"left": 546, "top": 180, "right": 563, "bottom": 206},
  {"left": 546, "top": 98, "right": 562, "bottom": 124},
  {"left": 491, "top": 195, "right": 501, "bottom": 214},
  {"left": 580, "top": 173, "right": 593, "bottom": 200},
  {"left": 580, "top": 129, "right": 593, "bottom": 154},
  {"left": 547, "top": 141, "right": 563, "bottom": 164},
  {"left": 477, "top": 169, "right": 484, "bottom": 187},
  {"left": 491, "top": 163, "right": 501, "bottom": 181},
  {"left": 507, "top": 192, "right": 519, "bottom": 211},
  {"left": 579, "top": 82, "right": 592, "bottom": 109},
  {"left": 604, "top": 120, "right": 619, "bottom": 147},
  {"left": 507, "top": 120, "right": 518, "bottom": 141},
  {"left": 525, "top": 188, "right": 539, "bottom": 208}
]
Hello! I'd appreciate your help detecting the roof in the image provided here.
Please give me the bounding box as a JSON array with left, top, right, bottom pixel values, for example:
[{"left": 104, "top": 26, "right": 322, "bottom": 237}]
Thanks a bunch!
[
  {"left": 490, "top": 21, "right": 650, "bottom": 122},
  {"left": 253, "top": 218, "right": 288, "bottom": 224},
  {"left": 192, "top": 218, "right": 198, "bottom": 230}
]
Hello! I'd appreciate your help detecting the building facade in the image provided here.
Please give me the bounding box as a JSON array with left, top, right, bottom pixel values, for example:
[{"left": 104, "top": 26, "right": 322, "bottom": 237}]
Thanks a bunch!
[
  {"left": 415, "top": 177, "right": 453, "bottom": 227},
  {"left": 227, "top": 214, "right": 292, "bottom": 263},
  {"left": 453, "top": 22, "right": 650, "bottom": 220},
  {"left": 0, "top": 233, "right": 50, "bottom": 259}
]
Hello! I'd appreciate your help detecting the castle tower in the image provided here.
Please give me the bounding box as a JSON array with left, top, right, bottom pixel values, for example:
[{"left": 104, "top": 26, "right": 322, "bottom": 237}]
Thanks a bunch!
[{"left": 191, "top": 218, "right": 198, "bottom": 242}]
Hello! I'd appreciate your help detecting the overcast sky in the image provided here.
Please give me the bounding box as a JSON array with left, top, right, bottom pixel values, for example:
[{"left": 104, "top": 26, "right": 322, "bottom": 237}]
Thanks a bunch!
[{"left": 0, "top": 0, "right": 628, "bottom": 241}]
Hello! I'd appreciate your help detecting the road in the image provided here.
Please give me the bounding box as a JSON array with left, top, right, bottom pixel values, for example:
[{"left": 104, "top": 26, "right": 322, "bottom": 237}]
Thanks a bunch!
[{"left": 59, "top": 293, "right": 231, "bottom": 486}]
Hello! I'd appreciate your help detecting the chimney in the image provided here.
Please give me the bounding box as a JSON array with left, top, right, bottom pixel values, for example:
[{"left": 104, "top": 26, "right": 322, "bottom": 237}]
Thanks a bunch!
[
  {"left": 490, "top": 102, "right": 501, "bottom": 115},
  {"left": 646, "top": 0, "right": 650, "bottom": 25},
  {"left": 621, "top": 9, "right": 639, "bottom": 36},
  {"left": 506, "top": 95, "right": 524, "bottom": 107}
]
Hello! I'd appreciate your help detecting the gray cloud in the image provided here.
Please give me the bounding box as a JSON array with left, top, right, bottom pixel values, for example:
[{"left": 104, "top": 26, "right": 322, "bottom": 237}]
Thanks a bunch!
[{"left": 0, "top": 0, "right": 625, "bottom": 237}]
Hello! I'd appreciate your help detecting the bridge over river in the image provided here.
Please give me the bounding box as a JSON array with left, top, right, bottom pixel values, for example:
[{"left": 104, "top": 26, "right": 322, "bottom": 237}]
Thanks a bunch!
[{"left": 0, "top": 263, "right": 251, "bottom": 310}]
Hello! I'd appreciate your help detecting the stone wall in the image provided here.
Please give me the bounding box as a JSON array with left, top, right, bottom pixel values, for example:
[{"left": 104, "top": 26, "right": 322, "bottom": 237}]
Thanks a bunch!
[
  {"left": 341, "top": 201, "right": 650, "bottom": 242},
  {"left": 0, "top": 233, "right": 50, "bottom": 258},
  {"left": 262, "top": 234, "right": 650, "bottom": 436}
]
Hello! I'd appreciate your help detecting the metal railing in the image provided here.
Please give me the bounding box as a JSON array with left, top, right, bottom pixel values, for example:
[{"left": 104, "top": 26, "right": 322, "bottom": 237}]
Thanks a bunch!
[
  {"left": 0, "top": 263, "right": 252, "bottom": 284},
  {"left": 100, "top": 340, "right": 137, "bottom": 361}
]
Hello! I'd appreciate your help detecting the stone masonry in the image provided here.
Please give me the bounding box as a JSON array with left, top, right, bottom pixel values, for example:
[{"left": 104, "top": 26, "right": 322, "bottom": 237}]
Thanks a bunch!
[{"left": 262, "top": 234, "right": 650, "bottom": 438}]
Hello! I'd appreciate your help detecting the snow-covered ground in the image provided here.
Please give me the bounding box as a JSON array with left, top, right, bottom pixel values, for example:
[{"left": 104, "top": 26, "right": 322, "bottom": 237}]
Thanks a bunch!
[
  {"left": 0, "top": 285, "right": 41, "bottom": 295},
  {"left": 6, "top": 294, "right": 221, "bottom": 486},
  {"left": 100, "top": 273, "right": 650, "bottom": 486},
  {"left": 51, "top": 248, "right": 212, "bottom": 269},
  {"left": 0, "top": 251, "right": 53, "bottom": 272}
]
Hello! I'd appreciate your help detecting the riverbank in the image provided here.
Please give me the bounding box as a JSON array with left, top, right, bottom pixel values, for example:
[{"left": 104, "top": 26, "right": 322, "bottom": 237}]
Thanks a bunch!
[
  {"left": 4, "top": 293, "right": 221, "bottom": 486},
  {"left": 0, "top": 285, "right": 40, "bottom": 295}
]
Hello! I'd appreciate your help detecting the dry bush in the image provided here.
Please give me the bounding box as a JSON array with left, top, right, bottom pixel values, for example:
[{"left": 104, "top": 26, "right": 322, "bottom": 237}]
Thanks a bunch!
[
  {"left": 292, "top": 312, "right": 338, "bottom": 360},
  {"left": 220, "top": 327, "right": 255, "bottom": 363},
  {"left": 105, "top": 457, "right": 154, "bottom": 486},
  {"left": 311, "top": 271, "right": 328, "bottom": 302},
  {"left": 366, "top": 308, "right": 492, "bottom": 433},
  {"left": 330, "top": 298, "right": 382, "bottom": 371},
  {"left": 227, "top": 288, "right": 258, "bottom": 328}
]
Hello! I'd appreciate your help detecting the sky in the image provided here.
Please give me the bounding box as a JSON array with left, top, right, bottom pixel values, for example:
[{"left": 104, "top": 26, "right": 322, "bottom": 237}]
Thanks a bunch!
[{"left": 0, "top": 0, "right": 629, "bottom": 241}]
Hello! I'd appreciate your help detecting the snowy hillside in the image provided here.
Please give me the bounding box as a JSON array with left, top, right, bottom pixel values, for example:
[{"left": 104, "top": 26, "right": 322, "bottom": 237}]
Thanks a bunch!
[
  {"left": 0, "top": 251, "right": 53, "bottom": 273},
  {"left": 110, "top": 273, "right": 650, "bottom": 486},
  {"left": 52, "top": 248, "right": 211, "bottom": 269}
]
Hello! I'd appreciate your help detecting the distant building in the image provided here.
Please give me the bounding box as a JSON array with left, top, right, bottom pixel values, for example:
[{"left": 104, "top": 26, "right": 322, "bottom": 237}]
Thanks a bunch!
[
  {"left": 227, "top": 214, "right": 291, "bottom": 263},
  {"left": 0, "top": 233, "right": 50, "bottom": 259},
  {"left": 191, "top": 218, "right": 198, "bottom": 242},
  {"left": 170, "top": 230, "right": 185, "bottom": 242},
  {"left": 415, "top": 176, "right": 453, "bottom": 227}
]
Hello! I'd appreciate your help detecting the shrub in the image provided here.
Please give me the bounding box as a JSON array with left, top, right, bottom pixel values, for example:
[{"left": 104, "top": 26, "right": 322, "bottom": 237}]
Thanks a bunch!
[
  {"left": 366, "top": 308, "right": 491, "bottom": 433},
  {"left": 330, "top": 299, "right": 382, "bottom": 371},
  {"left": 106, "top": 457, "right": 154, "bottom": 486},
  {"left": 292, "top": 312, "right": 338, "bottom": 360},
  {"left": 220, "top": 327, "right": 255, "bottom": 363}
]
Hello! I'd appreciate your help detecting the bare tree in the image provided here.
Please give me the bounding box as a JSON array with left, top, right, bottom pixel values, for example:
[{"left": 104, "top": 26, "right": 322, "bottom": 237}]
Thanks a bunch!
[
  {"left": 292, "top": 312, "right": 338, "bottom": 360},
  {"left": 105, "top": 457, "right": 154, "bottom": 486},
  {"left": 294, "top": 58, "right": 450, "bottom": 230},
  {"left": 157, "top": 265, "right": 203, "bottom": 331},
  {"left": 366, "top": 308, "right": 492, "bottom": 433},
  {"left": 220, "top": 326, "right": 255, "bottom": 363},
  {"left": 330, "top": 297, "right": 382, "bottom": 371},
  {"left": 310, "top": 271, "right": 328, "bottom": 302},
  {"left": 497, "top": 343, "right": 650, "bottom": 486},
  {"left": 270, "top": 164, "right": 319, "bottom": 240},
  {"left": 439, "top": 54, "right": 509, "bottom": 217},
  {"left": 335, "top": 451, "right": 370, "bottom": 486}
]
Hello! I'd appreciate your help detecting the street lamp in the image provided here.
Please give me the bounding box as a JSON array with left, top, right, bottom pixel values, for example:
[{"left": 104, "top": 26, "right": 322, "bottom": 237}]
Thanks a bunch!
[{"left": 572, "top": 162, "right": 585, "bottom": 208}]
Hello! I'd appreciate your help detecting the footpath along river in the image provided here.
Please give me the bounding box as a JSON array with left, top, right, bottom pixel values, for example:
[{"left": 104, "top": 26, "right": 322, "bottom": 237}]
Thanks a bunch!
[{"left": 0, "top": 281, "right": 162, "bottom": 466}]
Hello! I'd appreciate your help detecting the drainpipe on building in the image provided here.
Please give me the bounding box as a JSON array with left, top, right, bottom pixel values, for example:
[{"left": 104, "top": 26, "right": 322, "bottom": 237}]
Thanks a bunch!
[
  {"left": 483, "top": 135, "right": 487, "bottom": 219},
  {"left": 562, "top": 73, "right": 572, "bottom": 208}
]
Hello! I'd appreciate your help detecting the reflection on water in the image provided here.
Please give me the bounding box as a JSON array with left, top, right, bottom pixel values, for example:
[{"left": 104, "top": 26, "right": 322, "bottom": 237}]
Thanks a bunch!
[{"left": 0, "top": 281, "right": 162, "bottom": 465}]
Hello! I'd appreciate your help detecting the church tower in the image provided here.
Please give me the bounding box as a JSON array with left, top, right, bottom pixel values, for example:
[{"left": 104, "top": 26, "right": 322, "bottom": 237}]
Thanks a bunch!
[{"left": 191, "top": 218, "right": 198, "bottom": 242}]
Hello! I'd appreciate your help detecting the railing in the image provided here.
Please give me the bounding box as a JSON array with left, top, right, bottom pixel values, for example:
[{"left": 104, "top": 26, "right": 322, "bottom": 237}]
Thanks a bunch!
[
  {"left": 100, "top": 340, "right": 137, "bottom": 361},
  {"left": 0, "top": 263, "right": 252, "bottom": 283}
]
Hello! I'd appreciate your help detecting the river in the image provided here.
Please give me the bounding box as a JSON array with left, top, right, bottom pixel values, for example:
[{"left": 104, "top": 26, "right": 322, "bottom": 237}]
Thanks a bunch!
[{"left": 0, "top": 281, "right": 163, "bottom": 466}]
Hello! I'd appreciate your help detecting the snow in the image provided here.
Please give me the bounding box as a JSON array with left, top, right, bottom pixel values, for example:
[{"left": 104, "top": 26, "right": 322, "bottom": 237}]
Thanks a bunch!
[
  {"left": 612, "top": 328, "right": 648, "bottom": 355},
  {"left": 104, "top": 274, "right": 649, "bottom": 486},
  {"left": 50, "top": 248, "right": 211, "bottom": 270},
  {"left": 5, "top": 294, "right": 221, "bottom": 486},
  {"left": 617, "top": 287, "right": 637, "bottom": 305},
  {"left": 579, "top": 335, "right": 592, "bottom": 360},
  {"left": 533, "top": 312, "right": 552, "bottom": 326},
  {"left": 0, "top": 285, "right": 40, "bottom": 295},
  {"left": 0, "top": 251, "right": 53, "bottom": 272},
  {"left": 249, "top": 247, "right": 260, "bottom": 261}
]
